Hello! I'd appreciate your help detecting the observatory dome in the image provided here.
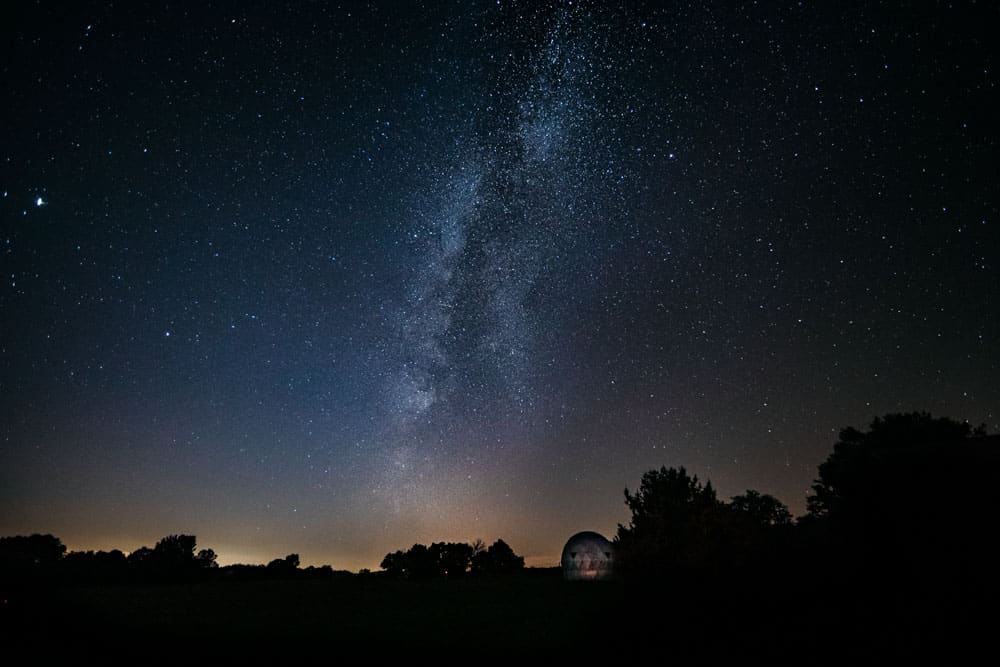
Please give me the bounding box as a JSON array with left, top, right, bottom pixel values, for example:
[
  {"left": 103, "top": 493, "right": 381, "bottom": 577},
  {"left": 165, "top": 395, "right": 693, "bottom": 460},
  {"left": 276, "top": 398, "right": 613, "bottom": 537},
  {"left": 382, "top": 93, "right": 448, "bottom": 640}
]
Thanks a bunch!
[{"left": 561, "top": 531, "right": 614, "bottom": 581}]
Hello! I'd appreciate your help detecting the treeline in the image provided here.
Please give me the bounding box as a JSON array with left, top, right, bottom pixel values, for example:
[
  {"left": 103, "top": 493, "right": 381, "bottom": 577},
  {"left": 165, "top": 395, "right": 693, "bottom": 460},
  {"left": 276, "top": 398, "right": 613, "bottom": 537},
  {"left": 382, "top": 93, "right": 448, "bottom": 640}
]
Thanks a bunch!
[
  {"left": 0, "top": 532, "right": 527, "bottom": 586},
  {"left": 0, "top": 533, "right": 349, "bottom": 585},
  {"left": 614, "top": 412, "right": 999, "bottom": 595},
  {"left": 379, "top": 539, "right": 524, "bottom": 579},
  {"left": 614, "top": 473, "right": 794, "bottom": 579}
]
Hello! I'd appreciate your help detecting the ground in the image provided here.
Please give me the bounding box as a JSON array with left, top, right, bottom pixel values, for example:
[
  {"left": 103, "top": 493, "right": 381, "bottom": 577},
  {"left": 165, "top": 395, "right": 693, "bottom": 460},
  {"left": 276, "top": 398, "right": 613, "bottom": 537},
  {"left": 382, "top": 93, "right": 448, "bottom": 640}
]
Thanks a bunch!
[
  {"left": 5, "top": 572, "right": 625, "bottom": 650},
  {"left": 1, "top": 569, "right": 987, "bottom": 656}
]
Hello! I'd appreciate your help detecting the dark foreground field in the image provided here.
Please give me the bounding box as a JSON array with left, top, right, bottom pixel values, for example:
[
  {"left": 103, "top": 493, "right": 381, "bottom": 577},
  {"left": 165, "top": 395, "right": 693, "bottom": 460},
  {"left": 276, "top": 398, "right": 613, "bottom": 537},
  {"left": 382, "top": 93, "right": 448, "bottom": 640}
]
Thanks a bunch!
[
  {"left": 4, "top": 569, "right": 988, "bottom": 656},
  {"left": 6, "top": 572, "right": 626, "bottom": 649},
  {"left": 3, "top": 574, "right": 633, "bottom": 653}
]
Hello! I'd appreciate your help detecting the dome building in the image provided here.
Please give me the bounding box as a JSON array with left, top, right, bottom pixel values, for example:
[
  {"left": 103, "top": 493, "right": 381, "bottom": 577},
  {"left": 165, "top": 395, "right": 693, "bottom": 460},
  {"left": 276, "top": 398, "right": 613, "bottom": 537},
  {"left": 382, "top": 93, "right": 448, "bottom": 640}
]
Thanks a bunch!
[{"left": 561, "top": 531, "right": 615, "bottom": 581}]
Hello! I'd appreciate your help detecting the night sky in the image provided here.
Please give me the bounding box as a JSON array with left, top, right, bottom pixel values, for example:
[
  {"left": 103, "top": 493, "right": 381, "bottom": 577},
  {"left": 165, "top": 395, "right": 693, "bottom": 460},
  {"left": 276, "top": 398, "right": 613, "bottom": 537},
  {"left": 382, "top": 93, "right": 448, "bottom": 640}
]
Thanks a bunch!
[{"left": 2, "top": 1, "right": 996, "bottom": 570}]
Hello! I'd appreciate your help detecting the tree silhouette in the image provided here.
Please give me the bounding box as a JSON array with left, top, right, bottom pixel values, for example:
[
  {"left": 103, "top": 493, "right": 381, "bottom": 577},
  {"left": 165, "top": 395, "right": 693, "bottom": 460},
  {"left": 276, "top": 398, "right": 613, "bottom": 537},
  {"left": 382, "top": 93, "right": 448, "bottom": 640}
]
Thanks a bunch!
[
  {"left": 730, "top": 490, "right": 792, "bottom": 527},
  {"left": 614, "top": 466, "right": 729, "bottom": 576},
  {"left": 380, "top": 539, "right": 522, "bottom": 579},
  {"left": 378, "top": 544, "right": 436, "bottom": 579},
  {"left": 147, "top": 534, "right": 198, "bottom": 579},
  {"left": 430, "top": 542, "right": 474, "bottom": 577},
  {"left": 380, "top": 550, "right": 408, "bottom": 578},
  {"left": 0, "top": 534, "right": 66, "bottom": 568},
  {"left": 119, "top": 535, "right": 211, "bottom": 581},
  {"left": 196, "top": 548, "right": 218, "bottom": 569},
  {"left": 471, "top": 539, "right": 524, "bottom": 575},
  {"left": 402, "top": 544, "right": 437, "bottom": 579},
  {"left": 807, "top": 412, "right": 998, "bottom": 584},
  {"left": 808, "top": 412, "right": 979, "bottom": 519},
  {"left": 471, "top": 539, "right": 486, "bottom": 558},
  {"left": 153, "top": 534, "right": 197, "bottom": 563},
  {"left": 614, "top": 467, "right": 794, "bottom": 577},
  {"left": 266, "top": 553, "right": 301, "bottom": 577},
  {"left": 127, "top": 546, "right": 153, "bottom": 566},
  {"left": 0, "top": 534, "right": 66, "bottom": 582}
]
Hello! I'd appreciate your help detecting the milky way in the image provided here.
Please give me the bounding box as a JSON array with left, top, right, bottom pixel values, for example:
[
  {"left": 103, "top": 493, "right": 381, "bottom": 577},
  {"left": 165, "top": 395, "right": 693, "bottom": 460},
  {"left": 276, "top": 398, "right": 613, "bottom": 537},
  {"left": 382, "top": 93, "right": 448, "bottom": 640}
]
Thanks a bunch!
[
  {"left": 1, "top": 2, "right": 996, "bottom": 569},
  {"left": 371, "top": 6, "right": 631, "bottom": 516}
]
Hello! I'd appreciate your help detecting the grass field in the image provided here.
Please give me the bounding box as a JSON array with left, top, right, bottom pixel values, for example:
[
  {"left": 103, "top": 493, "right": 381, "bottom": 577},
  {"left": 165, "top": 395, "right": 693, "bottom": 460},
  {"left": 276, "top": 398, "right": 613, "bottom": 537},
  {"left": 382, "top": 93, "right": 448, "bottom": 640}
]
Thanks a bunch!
[
  {"left": 6, "top": 573, "right": 631, "bottom": 649},
  {"left": 3, "top": 568, "right": 984, "bottom": 655}
]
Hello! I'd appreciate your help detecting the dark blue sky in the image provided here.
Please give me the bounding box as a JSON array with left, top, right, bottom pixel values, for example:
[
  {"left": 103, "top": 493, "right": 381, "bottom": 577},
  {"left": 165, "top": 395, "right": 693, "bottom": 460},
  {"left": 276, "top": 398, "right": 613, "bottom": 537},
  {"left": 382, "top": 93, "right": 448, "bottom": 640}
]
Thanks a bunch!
[{"left": 2, "top": 1, "right": 996, "bottom": 569}]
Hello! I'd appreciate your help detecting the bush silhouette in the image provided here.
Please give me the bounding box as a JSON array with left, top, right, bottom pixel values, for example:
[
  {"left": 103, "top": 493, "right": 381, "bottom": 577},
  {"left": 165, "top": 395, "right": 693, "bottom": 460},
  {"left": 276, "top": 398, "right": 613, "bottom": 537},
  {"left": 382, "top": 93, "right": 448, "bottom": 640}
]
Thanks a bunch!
[{"left": 266, "top": 553, "right": 301, "bottom": 578}]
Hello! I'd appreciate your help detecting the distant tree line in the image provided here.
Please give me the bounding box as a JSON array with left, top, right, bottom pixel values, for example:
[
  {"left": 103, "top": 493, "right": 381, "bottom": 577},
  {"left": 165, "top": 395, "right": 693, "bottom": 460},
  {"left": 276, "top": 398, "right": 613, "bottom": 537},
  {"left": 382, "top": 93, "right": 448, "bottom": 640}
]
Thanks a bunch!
[
  {"left": 0, "top": 533, "right": 348, "bottom": 585},
  {"left": 0, "top": 532, "right": 525, "bottom": 586},
  {"left": 379, "top": 539, "right": 524, "bottom": 580}
]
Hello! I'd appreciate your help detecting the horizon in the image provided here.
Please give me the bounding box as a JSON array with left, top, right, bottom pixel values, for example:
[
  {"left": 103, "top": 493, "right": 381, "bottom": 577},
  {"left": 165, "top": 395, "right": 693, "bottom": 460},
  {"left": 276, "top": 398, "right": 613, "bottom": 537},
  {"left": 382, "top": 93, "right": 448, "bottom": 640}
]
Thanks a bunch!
[
  {"left": 29, "top": 534, "right": 570, "bottom": 571},
  {"left": 10, "top": 422, "right": 995, "bottom": 572}
]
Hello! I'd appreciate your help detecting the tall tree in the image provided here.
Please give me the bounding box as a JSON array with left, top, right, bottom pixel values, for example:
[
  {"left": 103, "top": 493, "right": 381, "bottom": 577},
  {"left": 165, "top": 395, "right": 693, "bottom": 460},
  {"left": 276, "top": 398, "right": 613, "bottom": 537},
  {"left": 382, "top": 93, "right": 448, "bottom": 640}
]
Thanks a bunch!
[
  {"left": 808, "top": 412, "right": 978, "bottom": 519},
  {"left": 153, "top": 534, "right": 197, "bottom": 567},
  {"left": 615, "top": 466, "right": 727, "bottom": 576},
  {"left": 807, "top": 412, "right": 997, "bottom": 581}
]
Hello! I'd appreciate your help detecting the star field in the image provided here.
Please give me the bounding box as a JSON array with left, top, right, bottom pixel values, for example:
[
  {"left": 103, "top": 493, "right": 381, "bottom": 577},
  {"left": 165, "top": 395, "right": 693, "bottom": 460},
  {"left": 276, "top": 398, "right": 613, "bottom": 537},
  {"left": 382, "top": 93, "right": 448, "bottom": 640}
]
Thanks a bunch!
[{"left": 1, "top": 1, "right": 996, "bottom": 569}]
